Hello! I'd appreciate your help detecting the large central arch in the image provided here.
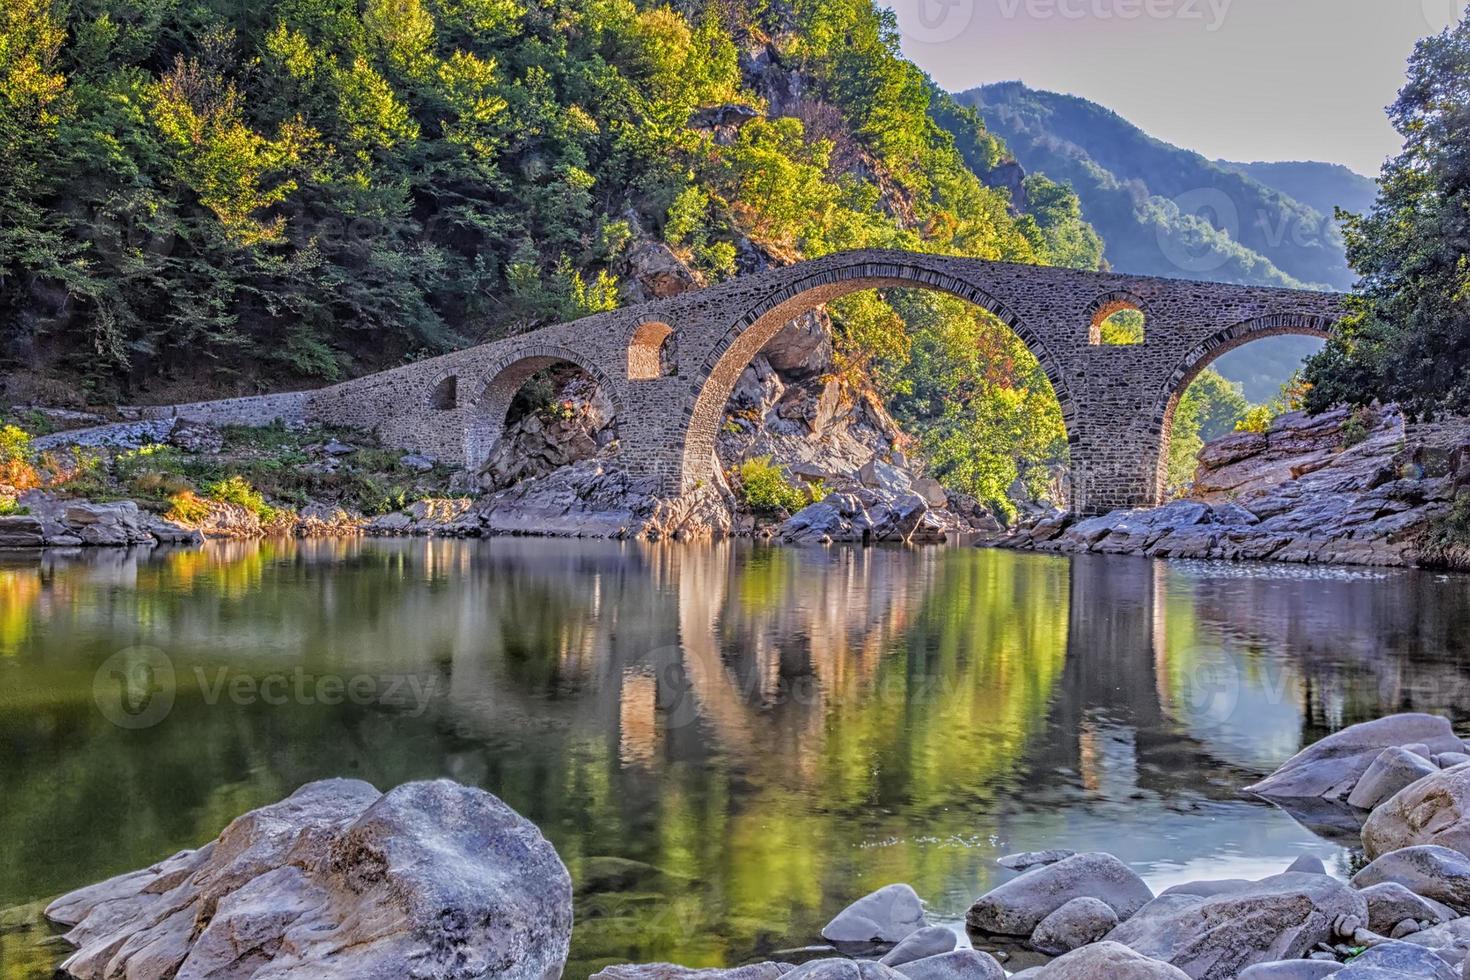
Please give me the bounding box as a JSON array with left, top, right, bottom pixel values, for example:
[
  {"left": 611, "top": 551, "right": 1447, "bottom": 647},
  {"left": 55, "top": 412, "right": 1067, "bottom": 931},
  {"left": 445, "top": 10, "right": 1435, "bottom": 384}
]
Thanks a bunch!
[
  {"left": 677, "top": 260, "right": 1077, "bottom": 492},
  {"left": 1149, "top": 312, "right": 1336, "bottom": 500}
]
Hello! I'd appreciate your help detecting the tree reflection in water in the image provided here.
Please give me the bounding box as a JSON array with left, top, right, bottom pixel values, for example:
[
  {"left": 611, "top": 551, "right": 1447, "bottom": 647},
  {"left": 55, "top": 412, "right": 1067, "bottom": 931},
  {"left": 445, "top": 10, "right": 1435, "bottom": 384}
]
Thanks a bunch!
[{"left": 1, "top": 542, "right": 1469, "bottom": 975}]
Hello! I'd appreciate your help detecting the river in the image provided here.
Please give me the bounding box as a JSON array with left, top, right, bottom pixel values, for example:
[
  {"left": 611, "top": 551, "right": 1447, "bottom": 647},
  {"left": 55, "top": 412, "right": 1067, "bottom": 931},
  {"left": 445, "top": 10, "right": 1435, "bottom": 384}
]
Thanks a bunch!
[{"left": 2, "top": 539, "right": 1469, "bottom": 977}]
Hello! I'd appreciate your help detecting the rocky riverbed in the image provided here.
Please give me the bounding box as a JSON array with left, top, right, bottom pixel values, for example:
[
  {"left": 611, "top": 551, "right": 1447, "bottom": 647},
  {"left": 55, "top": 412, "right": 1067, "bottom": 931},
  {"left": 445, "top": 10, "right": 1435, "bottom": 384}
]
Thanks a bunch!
[
  {"left": 999, "top": 405, "right": 1470, "bottom": 570},
  {"left": 594, "top": 712, "right": 1470, "bottom": 980},
  {"left": 42, "top": 711, "right": 1470, "bottom": 979}
]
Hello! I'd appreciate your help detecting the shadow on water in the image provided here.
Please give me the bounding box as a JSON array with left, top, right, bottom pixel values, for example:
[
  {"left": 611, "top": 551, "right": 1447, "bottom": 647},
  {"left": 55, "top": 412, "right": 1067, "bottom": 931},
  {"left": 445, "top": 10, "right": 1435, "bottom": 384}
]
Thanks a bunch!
[{"left": 1, "top": 540, "right": 1470, "bottom": 976}]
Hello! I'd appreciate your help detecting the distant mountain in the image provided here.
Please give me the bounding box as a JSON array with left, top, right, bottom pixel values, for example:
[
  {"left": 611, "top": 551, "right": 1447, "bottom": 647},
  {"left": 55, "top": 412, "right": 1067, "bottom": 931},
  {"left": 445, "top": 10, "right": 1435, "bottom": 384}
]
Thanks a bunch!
[
  {"left": 1219, "top": 161, "right": 1378, "bottom": 224},
  {"left": 955, "top": 81, "right": 1357, "bottom": 291}
]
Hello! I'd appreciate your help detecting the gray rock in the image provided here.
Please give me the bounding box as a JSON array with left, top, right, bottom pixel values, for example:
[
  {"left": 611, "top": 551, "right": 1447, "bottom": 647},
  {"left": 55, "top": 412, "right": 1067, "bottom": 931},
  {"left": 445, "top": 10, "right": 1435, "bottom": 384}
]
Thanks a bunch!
[
  {"left": 1103, "top": 872, "right": 1369, "bottom": 980},
  {"left": 1333, "top": 940, "right": 1458, "bottom": 979},
  {"left": 1397, "top": 916, "right": 1470, "bottom": 950},
  {"left": 65, "top": 501, "right": 141, "bottom": 528},
  {"left": 1159, "top": 879, "right": 1256, "bottom": 898},
  {"left": 592, "top": 967, "right": 793, "bottom": 980},
  {"left": 1347, "top": 748, "right": 1440, "bottom": 811},
  {"left": 167, "top": 418, "right": 222, "bottom": 454},
  {"left": 785, "top": 961, "right": 903, "bottom": 980},
  {"left": 1030, "top": 896, "right": 1119, "bottom": 954},
  {"left": 912, "top": 477, "right": 948, "bottom": 508},
  {"left": 322, "top": 438, "right": 357, "bottom": 456},
  {"left": 1358, "top": 881, "right": 1456, "bottom": 934},
  {"left": 0, "top": 515, "right": 46, "bottom": 547},
  {"left": 893, "top": 950, "right": 1004, "bottom": 980},
  {"left": 821, "top": 884, "right": 928, "bottom": 944},
  {"left": 966, "top": 852, "right": 1153, "bottom": 937},
  {"left": 1287, "top": 855, "right": 1330, "bottom": 875},
  {"left": 1244, "top": 714, "right": 1462, "bottom": 801},
  {"left": 1236, "top": 962, "right": 1346, "bottom": 980},
  {"left": 46, "top": 778, "right": 573, "bottom": 980},
  {"left": 78, "top": 522, "right": 134, "bottom": 546},
  {"left": 1436, "top": 754, "right": 1470, "bottom": 769},
  {"left": 1363, "top": 764, "right": 1470, "bottom": 860},
  {"left": 1352, "top": 846, "right": 1470, "bottom": 914},
  {"left": 858, "top": 460, "right": 912, "bottom": 495},
  {"left": 1019, "top": 941, "right": 1191, "bottom": 978},
  {"left": 879, "top": 926, "right": 957, "bottom": 966},
  {"left": 399, "top": 453, "right": 436, "bottom": 472},
  {"left": 998, "top": 850, "right": 1077, "bottom": 872}
]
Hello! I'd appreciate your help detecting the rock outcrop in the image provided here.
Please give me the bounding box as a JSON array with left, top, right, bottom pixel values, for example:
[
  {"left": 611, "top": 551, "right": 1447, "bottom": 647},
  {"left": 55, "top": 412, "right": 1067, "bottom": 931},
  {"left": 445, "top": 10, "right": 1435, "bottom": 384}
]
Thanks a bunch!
[
  {"left": 1361, "top": 763, "right": 1470, "bottom": 861},
  {"left": 45, "top": 778, "right": 573, "bottom": 980},
  {"left": 1243, "top": 713, "right": 1463, "bottom": 802},
  {"left": 1000, "top": 405, "right": 1470, "bottom": 568},
  {"left": 965, "top": 852, "right": 1154, "bottom": 940},
  {"left": 1101, "top": 873, "right": 1367, "bottom": 980},
  {"left": 820, "top": 884, "right": 928, "bottom": 944}
]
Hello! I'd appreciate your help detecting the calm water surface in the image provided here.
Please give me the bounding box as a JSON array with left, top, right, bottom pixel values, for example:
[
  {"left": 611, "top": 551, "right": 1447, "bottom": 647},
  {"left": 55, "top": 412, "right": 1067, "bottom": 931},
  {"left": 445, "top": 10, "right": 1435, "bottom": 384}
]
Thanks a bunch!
[{"left": 2, "top": 539, "right": 1470, "bottom": 977}]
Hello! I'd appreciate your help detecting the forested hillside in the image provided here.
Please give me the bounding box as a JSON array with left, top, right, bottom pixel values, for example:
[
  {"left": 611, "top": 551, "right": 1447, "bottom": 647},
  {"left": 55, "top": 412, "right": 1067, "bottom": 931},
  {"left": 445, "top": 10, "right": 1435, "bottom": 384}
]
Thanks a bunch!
[
  {"left": 0, "top": 0, "right": 1102, "bottom": 393},
  {"left": 1219, "top": 160, "right": 1378, "bottom": 223},
  {"left": 0, "top": 0, "right": 1120, "bottom": 511},
  {"left": 958, "top": 81, "right": 1356, "bottom": 291}
]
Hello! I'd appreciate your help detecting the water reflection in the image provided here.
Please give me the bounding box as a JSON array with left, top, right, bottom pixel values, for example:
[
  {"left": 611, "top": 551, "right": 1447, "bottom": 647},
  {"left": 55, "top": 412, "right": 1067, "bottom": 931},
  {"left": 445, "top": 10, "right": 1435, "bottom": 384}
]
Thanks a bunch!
[{"left": 1, "top": 541, "right": 1469, "bottom": 977}]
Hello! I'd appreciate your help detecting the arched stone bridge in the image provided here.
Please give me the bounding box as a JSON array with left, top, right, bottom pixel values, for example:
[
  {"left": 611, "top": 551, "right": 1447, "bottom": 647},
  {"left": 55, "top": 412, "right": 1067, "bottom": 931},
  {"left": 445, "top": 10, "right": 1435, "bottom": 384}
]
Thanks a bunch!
[{"left": 305, "top": 249, "right": 1348, "bottom": 515}]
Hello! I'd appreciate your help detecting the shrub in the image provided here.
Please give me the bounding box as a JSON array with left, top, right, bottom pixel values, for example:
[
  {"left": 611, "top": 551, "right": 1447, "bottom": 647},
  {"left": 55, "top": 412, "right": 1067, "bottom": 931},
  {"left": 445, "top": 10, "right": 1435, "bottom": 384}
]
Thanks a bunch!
[
  {"left": 205, "top": 475, "right": 277, "bottom": 522},
  {"left": 1235, "top": 405, "right": 1274, "bottom": 435},
  {"left": 1341, "top": 407, "right": 1376, "bottom": 448},
  {"left": 736, "top": 456, "right": 810, "bottom": 514},
  {"left": 0, "top": 424, "right": 40, "bottom": 489},
  {"left": 0, "top": 498, "right": 29, "bottom": 516},
  {"left": 166, "top": 490, "right": 213, "bottom": 525}
]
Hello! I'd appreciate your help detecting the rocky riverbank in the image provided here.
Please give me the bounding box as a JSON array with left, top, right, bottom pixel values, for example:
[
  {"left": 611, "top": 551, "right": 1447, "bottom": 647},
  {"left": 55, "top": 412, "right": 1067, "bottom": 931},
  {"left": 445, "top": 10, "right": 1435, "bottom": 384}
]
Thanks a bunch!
[
  {"left": 597, "top": 712, "right": 1470, "bottom": 979},
  {"left": 999, "top": 405, "right": 1470, "bottom": 569},
  {"left": 43, "top": 712, "right": 1470, "bottom": 979}
]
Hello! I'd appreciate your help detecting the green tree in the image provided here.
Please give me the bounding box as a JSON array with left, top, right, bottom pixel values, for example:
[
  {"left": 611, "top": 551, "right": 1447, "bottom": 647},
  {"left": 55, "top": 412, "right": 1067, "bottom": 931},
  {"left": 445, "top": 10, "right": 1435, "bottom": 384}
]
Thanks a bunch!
[{"left": 1305, "top": 12, "right": 1470, "bottom": 418}]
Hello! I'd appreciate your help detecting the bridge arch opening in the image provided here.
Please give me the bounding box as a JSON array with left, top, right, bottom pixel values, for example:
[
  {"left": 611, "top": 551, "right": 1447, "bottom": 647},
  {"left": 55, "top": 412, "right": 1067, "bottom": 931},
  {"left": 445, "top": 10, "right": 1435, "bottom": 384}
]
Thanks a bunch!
[
  {"left": 466, "top": 350, "right": 623, "bottom": 480},
  {"left": 1153, "top": 314, "right": 1334, "bottom": 500},
  {"left": 684, "top": 261, "right": 1076, "bottom": 518},
  {"left": 428, "top": 374, "right": 458, "bottom": 410},
  {"left": 629, "top": 321, "right": 676, "bottom": 380},
  {"left": 1088, "top": 292, "right": 1147, "bottom": 346}
]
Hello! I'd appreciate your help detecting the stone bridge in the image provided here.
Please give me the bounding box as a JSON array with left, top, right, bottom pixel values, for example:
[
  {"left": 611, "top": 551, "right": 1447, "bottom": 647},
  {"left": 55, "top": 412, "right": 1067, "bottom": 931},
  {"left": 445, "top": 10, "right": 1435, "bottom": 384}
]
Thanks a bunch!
[{"left": 304, "top": 249, "right": 1348, "bottom": 515}]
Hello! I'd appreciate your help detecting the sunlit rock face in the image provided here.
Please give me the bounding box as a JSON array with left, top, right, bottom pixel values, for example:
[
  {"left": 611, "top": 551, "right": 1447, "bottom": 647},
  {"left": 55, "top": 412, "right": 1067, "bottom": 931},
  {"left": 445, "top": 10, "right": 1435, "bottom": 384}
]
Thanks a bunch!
[
  {"left": 1003, "top": 404, "right": 1470, "bottom": 568},
  {"left": 45, "top": 779, "right": 573, "bottom": 980}
]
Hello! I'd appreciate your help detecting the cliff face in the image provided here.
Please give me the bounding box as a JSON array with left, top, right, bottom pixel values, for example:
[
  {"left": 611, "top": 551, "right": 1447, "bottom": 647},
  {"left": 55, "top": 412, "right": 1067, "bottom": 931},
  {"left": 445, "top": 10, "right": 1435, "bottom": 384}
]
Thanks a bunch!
[{"left": 1002, "top": 405, "right": 1470, "bottom": 568}]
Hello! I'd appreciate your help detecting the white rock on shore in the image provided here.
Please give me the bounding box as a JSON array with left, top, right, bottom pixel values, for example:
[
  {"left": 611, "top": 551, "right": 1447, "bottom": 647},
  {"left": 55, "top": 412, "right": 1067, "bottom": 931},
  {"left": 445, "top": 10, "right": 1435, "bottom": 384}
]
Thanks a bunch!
[{"left": 45, "top": 779, "right": 573, "bottom": 980}]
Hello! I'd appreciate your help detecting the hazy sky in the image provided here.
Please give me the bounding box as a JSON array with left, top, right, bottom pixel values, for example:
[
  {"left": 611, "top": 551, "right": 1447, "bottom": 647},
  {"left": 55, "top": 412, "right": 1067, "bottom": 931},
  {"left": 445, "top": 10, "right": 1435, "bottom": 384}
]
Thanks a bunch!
[{"left": 889, "top": 0, "right": 1468, "bottom": 175}]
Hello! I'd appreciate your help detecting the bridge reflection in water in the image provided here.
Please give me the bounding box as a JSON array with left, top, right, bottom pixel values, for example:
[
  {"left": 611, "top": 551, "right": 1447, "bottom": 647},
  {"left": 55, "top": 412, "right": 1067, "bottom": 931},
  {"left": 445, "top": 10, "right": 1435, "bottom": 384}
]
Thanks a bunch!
[{"left": 2, "top": 541, "right": 1470, "bottom": 975}]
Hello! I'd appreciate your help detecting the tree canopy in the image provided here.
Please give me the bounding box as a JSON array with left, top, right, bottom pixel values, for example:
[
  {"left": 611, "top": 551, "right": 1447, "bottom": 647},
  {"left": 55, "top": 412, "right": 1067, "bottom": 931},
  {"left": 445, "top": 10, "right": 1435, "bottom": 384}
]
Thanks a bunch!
[{"left": 1305, "top": 12, "right": 1470, "bottom": 418}]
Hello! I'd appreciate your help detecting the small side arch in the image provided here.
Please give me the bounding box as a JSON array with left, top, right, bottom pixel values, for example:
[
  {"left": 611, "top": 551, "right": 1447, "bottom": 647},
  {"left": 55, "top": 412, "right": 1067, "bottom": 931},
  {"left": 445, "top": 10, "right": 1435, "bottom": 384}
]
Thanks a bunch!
[
  {"left": 629, "top": 320, "right": 676, "bottom": 380},
  {"left": 464, "top": 345, "right": 625, "bottom": 470},
  {"left": 1150, "top": 312, "right": 1336, "bottom": 498},
  {"left": 677, "top": 260, "right": 1076, "bottom": 492},
  {"left": 1086, "top": 290, "right": 1149, "bottom": 345},
  {"left": 427, "top": 372, "right": 459, "bottom": 410}
]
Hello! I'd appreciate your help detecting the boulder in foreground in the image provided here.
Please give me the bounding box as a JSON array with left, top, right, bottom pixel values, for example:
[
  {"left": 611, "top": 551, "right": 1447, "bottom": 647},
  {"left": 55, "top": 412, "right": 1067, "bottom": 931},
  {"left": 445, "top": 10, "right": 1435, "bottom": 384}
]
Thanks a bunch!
[
  {"left": 45, "top": 778, "right": 573, "bottom": 980},
  {"left": 821, "top": 883, "right": 928, "bottom": 944},
  {"left": 1362, "top": 763, "right": 1470, "bottom": 860},
  {"left": 966, "top": 852, "right": 1152, "bottom": 938},
  {"left": 1101, "top": 872, "right": 1367, "bottom": 980},
  {"left": 1242, "top": 713, "right": 1460, "bottom": 801},
  {"left": 1010, "top": 940, "right": 1190, "bottom": 979}
]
